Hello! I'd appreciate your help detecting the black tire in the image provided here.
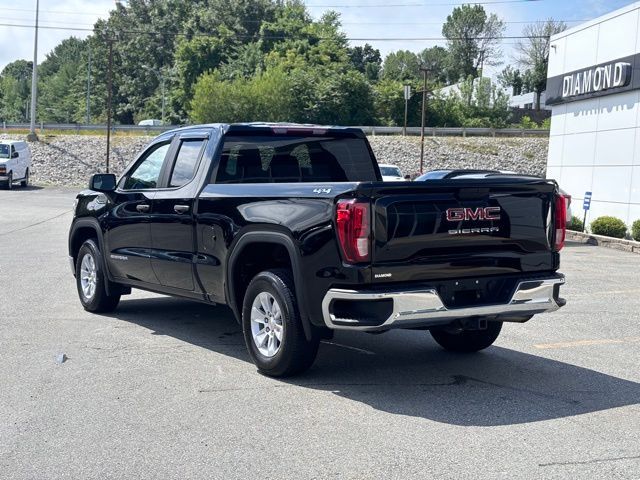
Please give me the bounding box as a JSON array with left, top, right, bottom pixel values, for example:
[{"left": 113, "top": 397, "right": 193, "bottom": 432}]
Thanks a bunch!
[
  {"left": 75, "top": 239, "right": 121, "bottom": 313},
  {"left": 20, "top": 169, "right": 29, "bottom": 187},
  {"left": 430, "top": 321, "right": 503, "bottom": 352},
  {"left": 241, "top": 269, "right": 320, "bottom": 377},
  {"left": 5, "top": 172, "right": 12, "bottom": 190}
]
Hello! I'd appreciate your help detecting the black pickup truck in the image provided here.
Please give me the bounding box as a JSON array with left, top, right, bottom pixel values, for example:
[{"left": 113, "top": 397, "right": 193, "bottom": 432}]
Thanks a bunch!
[{"left": 69, "top": 123, "right": 566, "bottom": 376}]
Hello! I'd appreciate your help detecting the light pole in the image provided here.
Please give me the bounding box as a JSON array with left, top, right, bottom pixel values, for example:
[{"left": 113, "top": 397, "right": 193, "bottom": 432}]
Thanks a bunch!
[
  {"left": 27, "top": 0, "right": 39, "bottom": 141},
  {"left": 86, "top": 44, "right": 91, "bottom": 125},
  {"left": 419, "top": 65, "right": 429, "bottom": 174},
  {"left": 104, "top": 33, "right": 116, "bottom": 174},
  {"left": 143, "top": 66, "right": 166, "bottom": 125}
]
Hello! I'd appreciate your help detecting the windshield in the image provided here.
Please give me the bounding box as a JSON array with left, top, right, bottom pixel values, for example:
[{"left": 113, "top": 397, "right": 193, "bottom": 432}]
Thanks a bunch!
[
  {"left": 380, "top": 166, "right": 401, "bottom": 177},
  {"left": 0, "top": 145, "right": 10, "bottom": 159}
]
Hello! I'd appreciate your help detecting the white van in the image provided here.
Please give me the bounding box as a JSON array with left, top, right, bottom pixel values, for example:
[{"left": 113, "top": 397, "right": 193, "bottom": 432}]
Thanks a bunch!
[
  {"left": 0, "top": 141, "right": 31, "bottom": 189},
  {"left": 138, "top": 119, "right": 162, "bottom": 126}
]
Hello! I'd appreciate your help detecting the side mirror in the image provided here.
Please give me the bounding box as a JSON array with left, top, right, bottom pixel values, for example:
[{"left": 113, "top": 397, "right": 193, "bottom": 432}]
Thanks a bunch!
[
  {"left": 404, "top": 175, "right": 412, "bottom": 181},
  {"left": 89, "top": 173, "right": 117, "bottom": 192},
  {"left": 12, "top": 151, "right": 19, "bottom": 159}
]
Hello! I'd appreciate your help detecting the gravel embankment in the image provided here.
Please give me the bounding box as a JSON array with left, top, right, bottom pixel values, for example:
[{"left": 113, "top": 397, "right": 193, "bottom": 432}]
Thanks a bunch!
[
  {"left": 0, "top": 134, "right": 153, "bottom": 187},
  {"left": 0, "top": 133, "right": 548, "bottom": 187},
  {"left": 368, "top": 136, "right": 548, "bottom": 178}
]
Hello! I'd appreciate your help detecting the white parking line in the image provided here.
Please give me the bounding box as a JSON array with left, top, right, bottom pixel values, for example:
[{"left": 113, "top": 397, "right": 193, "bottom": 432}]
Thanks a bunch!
[{"left": 534, "top": 337, "right": 640, "bottom": 349}]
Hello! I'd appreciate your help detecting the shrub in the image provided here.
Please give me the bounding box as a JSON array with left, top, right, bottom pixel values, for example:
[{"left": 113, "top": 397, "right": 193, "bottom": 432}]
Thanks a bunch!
[
  {"left": 632, "top": 220, "right": 640, "bottom": 242},
  {"left": 590, "top": 216, "right": 627, "bottom": 238},
  {"left": 519, "top": 115, "right": 538, "bottom": 129},
  {"left": 541, "top": 118, "right": 551, "bottom": 130},
  {"left": 567, "top": 215, "right": 583, "bottom": 232}
]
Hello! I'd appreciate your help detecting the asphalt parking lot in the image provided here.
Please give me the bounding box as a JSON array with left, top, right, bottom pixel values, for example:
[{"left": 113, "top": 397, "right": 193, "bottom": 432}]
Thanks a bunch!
[{"left": 1, "top": 187, "right": 639, "bottom": 479}]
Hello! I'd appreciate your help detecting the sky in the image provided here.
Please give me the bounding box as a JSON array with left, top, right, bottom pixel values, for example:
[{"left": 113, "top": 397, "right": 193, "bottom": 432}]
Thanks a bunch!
[{"left": 0, "top": 0, "right": 635, "bottom": 76}]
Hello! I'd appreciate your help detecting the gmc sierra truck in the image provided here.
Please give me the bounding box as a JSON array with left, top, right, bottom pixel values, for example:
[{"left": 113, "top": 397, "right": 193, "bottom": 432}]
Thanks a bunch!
[{"left": 68, "top": 123, "right": 566, "bottom": 377}]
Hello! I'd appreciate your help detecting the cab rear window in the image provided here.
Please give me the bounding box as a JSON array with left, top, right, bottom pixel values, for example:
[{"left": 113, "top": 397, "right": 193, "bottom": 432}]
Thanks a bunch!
[{"left": 215, "top": 135, "right": 378, "bottom": 184}]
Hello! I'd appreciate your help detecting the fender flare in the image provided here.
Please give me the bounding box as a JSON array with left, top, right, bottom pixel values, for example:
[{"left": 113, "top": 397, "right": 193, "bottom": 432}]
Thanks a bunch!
[
  {"left": 69, "top": 218, "right": 117, "bottom": 295},
  {"left": 226, "top": 231, "right": 314, "bottom": 341}
]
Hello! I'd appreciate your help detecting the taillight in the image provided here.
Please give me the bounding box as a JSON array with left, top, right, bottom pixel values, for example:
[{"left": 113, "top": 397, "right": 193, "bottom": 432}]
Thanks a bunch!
[
  {"left": 336, "top": 199, "right": 370, "bottom": 263},
  {"left": 554, "top": 194, "right": 567, "bottom": 251}
]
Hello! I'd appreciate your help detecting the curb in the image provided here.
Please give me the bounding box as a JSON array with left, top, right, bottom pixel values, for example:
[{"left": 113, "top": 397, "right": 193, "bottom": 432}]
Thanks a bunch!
[{"left": 566, "top": 230, "right": 640, "bottom": 254}]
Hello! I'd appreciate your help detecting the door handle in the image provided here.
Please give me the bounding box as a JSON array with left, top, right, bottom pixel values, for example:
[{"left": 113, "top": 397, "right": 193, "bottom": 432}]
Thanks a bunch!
[
  {"left": 136, "top": 204, "right": 150, "bottom": 213},
  {"left": 174, "top": 205, "right": 190, "bottom": 214}
]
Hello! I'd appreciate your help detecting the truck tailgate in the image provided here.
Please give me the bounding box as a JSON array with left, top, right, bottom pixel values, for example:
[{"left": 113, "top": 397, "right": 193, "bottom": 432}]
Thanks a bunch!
[{"left": 362, "top": 179, "right": 558, "bottom": 282}]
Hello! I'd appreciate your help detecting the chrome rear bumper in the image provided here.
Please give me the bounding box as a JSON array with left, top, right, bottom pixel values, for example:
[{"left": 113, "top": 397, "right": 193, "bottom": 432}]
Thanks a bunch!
[{"left": 321, "top": 276, "right": 565, "bottom": 331}]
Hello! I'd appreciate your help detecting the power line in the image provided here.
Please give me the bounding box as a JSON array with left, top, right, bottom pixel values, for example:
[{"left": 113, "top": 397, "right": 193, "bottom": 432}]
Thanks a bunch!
[
  {"left": 305, "top": 0, "right": 544, "bottom": 7},
  {"left": 341, "top": 19, "right": 584, "bottom": 25},
  {"left": 0, "top": 14, "right": 584, "bottom": 29},
  {"left": 0, "top": 0, "right": 543, "bottom": 14},
  {"left": 0, "top": 6, "right": 107, "bottom": 16},
  {"left": 0, "top": 22, "right": 554, "bottom": 41}
]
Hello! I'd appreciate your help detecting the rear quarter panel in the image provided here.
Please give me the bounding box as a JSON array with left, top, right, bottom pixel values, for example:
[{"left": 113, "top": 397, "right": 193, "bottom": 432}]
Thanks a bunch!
[{"left": 195, "top": 182, "right": 366, "bottom": 325}]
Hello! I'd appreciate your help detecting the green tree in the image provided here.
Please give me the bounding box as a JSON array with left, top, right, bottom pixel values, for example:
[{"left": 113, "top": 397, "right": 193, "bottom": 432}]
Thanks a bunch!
[
  {"left": 219, "top": 42, "right": 266, "bottom": 80},
  {"left": 442, "top": 5, "right": 505, "bottom": 78},
  {"left": 0, "top": 60, "right": 32, "bottom": 122},
  {"left": 498, "top": 65, "right": 525, "bottom": 96},
  {"left": 38, "top": 37, "right": 87, "bottom": 122},
  {"left": 1, "top": 76, "right": 26, "bottom": 122},
  {"left": 348, "top": 44, "right": 382, "bottom": 81},
  {"left": 190, "top": 68, "right": 294, "bottom": 123},
  {"left": 515, "top": 19, "right": 566, "bottom": 110},
  {"left": 419, "top": 46, "right": 456, "bottom": 85},
  {"left": 308, "top": 70, "right": 375, "bottom": 125},
  {"left": 262, "top": 8, "right": 350, "bottom": 73},
  {"left": 381, "top": 50, "right": 421, "bottom": 82}
]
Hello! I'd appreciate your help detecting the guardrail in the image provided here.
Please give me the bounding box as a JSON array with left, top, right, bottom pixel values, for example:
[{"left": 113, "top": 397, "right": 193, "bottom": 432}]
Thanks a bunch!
[
  {"left": 0, "top": 123, "right": 550, "bottom": 137},
  {"left": 1, "top": 123, "right": 173, "bottom": 134},
  {"left": 357, "top": 126, "right": 549, "bottom": 137}
]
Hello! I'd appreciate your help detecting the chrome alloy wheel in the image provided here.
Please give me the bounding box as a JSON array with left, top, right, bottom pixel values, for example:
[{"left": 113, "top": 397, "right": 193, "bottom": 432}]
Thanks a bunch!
[
  {"left": 250, "top": 292, "right": 284, "bottom": 357},
  {"left": 80, "top": 253, "right": 97, "bottom": 300}
]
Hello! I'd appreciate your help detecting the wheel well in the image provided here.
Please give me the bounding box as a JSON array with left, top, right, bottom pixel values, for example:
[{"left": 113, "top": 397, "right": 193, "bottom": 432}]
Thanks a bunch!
[
  {"left": 70, "top": 227, "right": 98, "bottom": 266},
  {"left": 231, "top": 242, "right": 292, "bottom": 314}
]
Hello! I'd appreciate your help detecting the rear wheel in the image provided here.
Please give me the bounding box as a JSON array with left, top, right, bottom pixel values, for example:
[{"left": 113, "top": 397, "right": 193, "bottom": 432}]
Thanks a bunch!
[
  {"left": 20, "top": 169, "right": 29, "bottom": 187},
  {"left": 430, "top": 321, "right": 502, "bottom": 352},
  {"left": 75, "top": 239, "right": 121, "bottom": 313},
  {"left": 242, "top": 269, "right": 319, "bottom": 377}
]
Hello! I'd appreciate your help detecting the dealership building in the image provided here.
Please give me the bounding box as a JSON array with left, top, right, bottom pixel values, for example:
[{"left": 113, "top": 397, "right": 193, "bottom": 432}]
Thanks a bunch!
[{"left": 546, "top": 1, "right": 640, "bottom": 227}]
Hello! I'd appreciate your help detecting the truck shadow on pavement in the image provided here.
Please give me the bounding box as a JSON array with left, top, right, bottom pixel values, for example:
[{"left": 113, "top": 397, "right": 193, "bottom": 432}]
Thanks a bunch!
[{"left": 110, "top": 296, "right": 640, "bottom": 427}]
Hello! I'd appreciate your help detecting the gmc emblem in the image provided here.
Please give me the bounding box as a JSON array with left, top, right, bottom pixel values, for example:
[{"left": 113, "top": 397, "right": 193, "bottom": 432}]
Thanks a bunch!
[{"left": 446, "top": 207, "right": 501, "bottom": 222}]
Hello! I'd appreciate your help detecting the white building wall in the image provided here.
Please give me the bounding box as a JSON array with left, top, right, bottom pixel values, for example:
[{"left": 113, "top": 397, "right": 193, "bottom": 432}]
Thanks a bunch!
[
  {"left": 547, "top": 2, "right": 640, "bottom": 226},
  {"left": 509, "top": 91, "right": 550, "bottom": 110}
]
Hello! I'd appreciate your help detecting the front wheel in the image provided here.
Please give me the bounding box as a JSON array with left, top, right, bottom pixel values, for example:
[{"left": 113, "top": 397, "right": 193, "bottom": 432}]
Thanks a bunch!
[
  {"left": 242, "top": 269, "right": 319, "bottom": 377},
  {"left": 4, "top": 172, "right": 12, "bottom": 190},
  {"left": 20, "top": 169, "right": 29, "bottom": 187},
  {"left": 430, "top": 321, "right": 503, "bottom": 352},
  {"left": 75, "top": 239, "right": 121, "bottom": 313}
]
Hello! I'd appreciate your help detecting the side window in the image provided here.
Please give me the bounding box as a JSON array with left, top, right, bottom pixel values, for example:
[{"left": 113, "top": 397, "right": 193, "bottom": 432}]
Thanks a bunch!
[
  {"left": 123, "top": 142, "right": 171, "bottom": 190},
  {"left": 169, "top": 139, "right": 206, "bottom": 188}
]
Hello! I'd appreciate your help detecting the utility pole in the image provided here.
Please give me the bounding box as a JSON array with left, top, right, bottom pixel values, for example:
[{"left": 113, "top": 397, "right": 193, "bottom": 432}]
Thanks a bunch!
[
  {"left": 106, "top": 36, "right": 114, "bottom": 173},
  {"left": 161, "top": 74, "right": 165, "bottom": 125},
  {"left": 27, "top": 0, "right": 39, "bottom": 141},
  {"left": 419, "top": 66, "right": 428, "bottom": 174},
  {"left": 86, "top": 44, "right": 91, "bottom": 125}
]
